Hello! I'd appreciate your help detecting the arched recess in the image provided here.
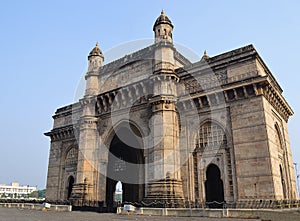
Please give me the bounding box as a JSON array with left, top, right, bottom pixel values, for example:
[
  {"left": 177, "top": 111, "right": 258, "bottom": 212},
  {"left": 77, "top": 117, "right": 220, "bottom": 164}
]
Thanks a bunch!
[
  {"left": 193, "top": 120, "right": 233, "bottom": 203},
  {"left": 64, "top": 147, "right": 78, "bottom": 200},
  {"left": 105, "top": 122, "right": 144, "bottom": 211},
  {"left": 205, "top": 164, "right": 224, "bottom": 208},
  {"left": 274, "top": 123, "right": 289, "bottom": 199}
]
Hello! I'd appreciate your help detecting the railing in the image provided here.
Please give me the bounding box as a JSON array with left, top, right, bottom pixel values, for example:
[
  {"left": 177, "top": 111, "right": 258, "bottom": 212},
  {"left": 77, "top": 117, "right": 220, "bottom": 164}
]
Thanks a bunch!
[
  {"left": 3, "top": 198, "right": 298, "bottom": 211},
  {"left": 0, "top": 199, "right": 44, "bottom": 204},
  {"left": 0, "top": 198, "right": 72, "bottom": 205},
  {"left": 70, "top": 199, "right": 300, "bottom": 210},
  {"left": 226, "top": 200, "right": 300, "bottom": 209},
  {"left": 91, "top": 200, "right": 300, "bottom": 210}
]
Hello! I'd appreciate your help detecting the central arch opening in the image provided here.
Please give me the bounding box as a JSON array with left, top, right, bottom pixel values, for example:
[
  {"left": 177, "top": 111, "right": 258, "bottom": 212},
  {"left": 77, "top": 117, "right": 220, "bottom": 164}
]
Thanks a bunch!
[
  {"left": 205, "top": 164, "right": 224, "bottom": 208},
  {"left": 106, "top": 124, "right": 144, "bottom": 211}
]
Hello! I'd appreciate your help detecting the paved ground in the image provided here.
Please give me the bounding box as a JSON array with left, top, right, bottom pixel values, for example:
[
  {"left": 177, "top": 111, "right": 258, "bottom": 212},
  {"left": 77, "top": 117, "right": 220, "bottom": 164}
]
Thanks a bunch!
[{"left": 0, "top": 208, "right": 261, "bottom": 221}]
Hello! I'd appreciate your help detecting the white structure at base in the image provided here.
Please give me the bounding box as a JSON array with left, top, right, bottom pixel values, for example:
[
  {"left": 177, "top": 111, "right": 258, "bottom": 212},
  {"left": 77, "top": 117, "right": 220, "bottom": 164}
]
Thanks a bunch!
[{"left": 0, "top": 182, "right": 36, "bottom": 198}]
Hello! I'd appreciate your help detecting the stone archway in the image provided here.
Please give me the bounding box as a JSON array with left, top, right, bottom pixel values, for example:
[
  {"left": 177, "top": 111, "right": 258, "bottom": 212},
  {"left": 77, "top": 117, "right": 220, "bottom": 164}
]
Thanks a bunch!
[
  {"left": 205, "top": 164, "right": 224, "bottom": 208},
  {"left": 105, "top": 124, "right": 144, "bottom": 211}
]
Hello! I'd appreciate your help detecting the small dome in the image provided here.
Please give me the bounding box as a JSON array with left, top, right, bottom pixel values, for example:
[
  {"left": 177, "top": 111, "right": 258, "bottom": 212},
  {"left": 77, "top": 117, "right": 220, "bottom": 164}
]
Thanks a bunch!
[
  {"left": 153, "top": 10, "right": 173, "bottom": 31},
  {"left": 88, "top": 43, "right": 103, "bottom": 59}
]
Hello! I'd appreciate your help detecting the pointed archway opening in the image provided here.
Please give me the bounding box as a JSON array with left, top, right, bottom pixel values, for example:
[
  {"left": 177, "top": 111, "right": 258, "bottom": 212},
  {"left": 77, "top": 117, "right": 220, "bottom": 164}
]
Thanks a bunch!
[
  {"left": 205, "top": 164, "right": 224, "bottom": 208},
  {"left": 67, "top": 176, "right": 74, "bottom": 200},
  {"left": 106, "top": 124, "right": 144, "bottom": 212}
]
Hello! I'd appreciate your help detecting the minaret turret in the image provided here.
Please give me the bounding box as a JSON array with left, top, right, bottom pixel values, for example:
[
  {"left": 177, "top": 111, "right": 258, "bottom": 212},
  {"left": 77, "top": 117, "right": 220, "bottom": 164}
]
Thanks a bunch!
[
  {"left": 153, "top": 10, "right": 174, "bottom": 43},
  {"left": 152, "top": 10, "right": 175, "bottom": 74},
  {"left": 85, "top": 43, "right": 104, "bottom": 96}
]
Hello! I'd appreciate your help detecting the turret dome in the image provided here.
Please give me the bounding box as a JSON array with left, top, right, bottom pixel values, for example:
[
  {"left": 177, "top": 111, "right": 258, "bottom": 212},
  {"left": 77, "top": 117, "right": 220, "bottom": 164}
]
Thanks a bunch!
[
  {"left": 153, "top": 10, "right": 173, "bottom": 31},
  {"left": 88, "top": 43, "right": 103, "bottom": 59}
]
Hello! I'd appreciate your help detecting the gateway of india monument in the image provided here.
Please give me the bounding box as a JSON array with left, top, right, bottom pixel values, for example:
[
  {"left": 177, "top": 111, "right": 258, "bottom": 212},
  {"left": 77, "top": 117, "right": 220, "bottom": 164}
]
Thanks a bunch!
[{"left": 45, "top": 11, "right": 297, "bottom": 210}]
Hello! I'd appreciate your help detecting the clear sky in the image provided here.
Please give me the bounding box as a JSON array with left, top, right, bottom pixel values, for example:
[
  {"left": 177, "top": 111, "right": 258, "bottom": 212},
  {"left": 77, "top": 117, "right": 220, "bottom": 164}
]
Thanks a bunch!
[{"left": 0, "top": 0, "right": 299, "bottom": 189}]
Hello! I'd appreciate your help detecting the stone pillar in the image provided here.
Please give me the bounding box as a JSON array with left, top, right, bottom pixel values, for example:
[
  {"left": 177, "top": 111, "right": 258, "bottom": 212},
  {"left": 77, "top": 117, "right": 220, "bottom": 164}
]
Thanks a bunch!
[
  {"left": 145, "top": 75, "right": 184, "bottom": 206},
  {"left": 144, "top": 14, "right": 184, "bottom": 205},
  {"left": 71, "top": 43, "right": 103, "bottom": 205},
  {"left": 71, "top": 98, "right": 99, "bottom": 205}
]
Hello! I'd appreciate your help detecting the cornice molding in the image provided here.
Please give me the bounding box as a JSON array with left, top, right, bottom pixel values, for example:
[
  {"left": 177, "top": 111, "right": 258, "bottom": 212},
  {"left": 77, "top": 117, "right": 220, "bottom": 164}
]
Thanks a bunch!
[{"left": 44, "top": 125, "right": 76, "bottom": 142}]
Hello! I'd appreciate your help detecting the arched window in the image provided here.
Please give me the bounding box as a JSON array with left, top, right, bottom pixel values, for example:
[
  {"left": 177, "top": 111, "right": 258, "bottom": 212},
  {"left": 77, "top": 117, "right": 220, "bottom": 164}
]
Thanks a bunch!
[
  {"left": 196, "top": 122, "right": 227, "bottom": 150},
  {"left": 65, "top": 147, "right": 78, "bottom": 167}
]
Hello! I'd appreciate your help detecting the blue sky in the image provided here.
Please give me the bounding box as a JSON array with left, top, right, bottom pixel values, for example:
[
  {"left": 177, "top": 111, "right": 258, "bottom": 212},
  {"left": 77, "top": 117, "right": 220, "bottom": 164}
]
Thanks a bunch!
[{"left": 0, "top": 1, "right": 299, "bottom": 189}]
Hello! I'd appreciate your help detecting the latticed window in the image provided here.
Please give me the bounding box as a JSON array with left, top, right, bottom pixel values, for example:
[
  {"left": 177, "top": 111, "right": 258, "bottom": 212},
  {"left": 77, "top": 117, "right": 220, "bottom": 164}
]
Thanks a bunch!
[
  {"left": 196, "top": 122, "right": 227, "bottom": 150},
  {"left": 65, "top": 148, "right": 78, "bottom": 167}
]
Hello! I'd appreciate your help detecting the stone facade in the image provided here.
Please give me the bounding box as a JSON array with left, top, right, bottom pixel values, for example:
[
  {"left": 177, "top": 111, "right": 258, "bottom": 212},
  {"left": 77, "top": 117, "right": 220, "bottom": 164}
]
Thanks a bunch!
[{"left": 45, "top": 11, "right": 297, "bottom": 209}]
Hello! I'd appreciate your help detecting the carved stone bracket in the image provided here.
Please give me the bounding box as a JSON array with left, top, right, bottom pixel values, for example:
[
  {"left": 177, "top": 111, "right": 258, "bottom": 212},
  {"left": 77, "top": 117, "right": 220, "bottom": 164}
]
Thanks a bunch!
[
  {"left": 79, "top": 117, "right": 98, "bottom": 131},
  {"left": 262, "top": 84, "right": 293, "bottom": 122},
  {"left": 149, "top": 96, "right": 176, "bottom": 112},
  {"left": 150, "top": 72, "right": 180, "bottom": 83},
  {"left": 44, "top": 125, "right": 75, "bottom": 142},
  {"left": 153, "top": 62, "right": 176, "bottom": 74}
]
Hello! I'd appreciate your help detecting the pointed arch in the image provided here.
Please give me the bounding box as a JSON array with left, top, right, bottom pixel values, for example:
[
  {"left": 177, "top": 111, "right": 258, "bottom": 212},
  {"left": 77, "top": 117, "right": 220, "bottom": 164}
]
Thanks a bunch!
[
  {"left": 103, "top": 119, "right": 146, "bottom": 150},
  {"left": 274, "top": 123, "right": 284, "bottom": 150},
  {"left": 274, "top": 123, "right": 290, "bottom": 199},
  {"left": 65, "top": 147, "right": 78, "bottom": 167},
  {"left": 192, "top": 119, "right": 234, "bottom": 204},
  {"left": 105, "top": 121, "right": 145, "bottom": 212}
]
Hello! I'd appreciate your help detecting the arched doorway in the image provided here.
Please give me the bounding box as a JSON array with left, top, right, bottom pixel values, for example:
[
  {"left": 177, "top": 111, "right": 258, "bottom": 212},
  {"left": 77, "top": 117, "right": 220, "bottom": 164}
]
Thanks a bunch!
[
  {"left": 106, "top": 124, "right": 144, "bottom": 211},
  {"left": 205, "top": 164, "right": 224, "bottom": 208},
  {"left": 67, "top": 176, "right": 74, "bottom": 199}
]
